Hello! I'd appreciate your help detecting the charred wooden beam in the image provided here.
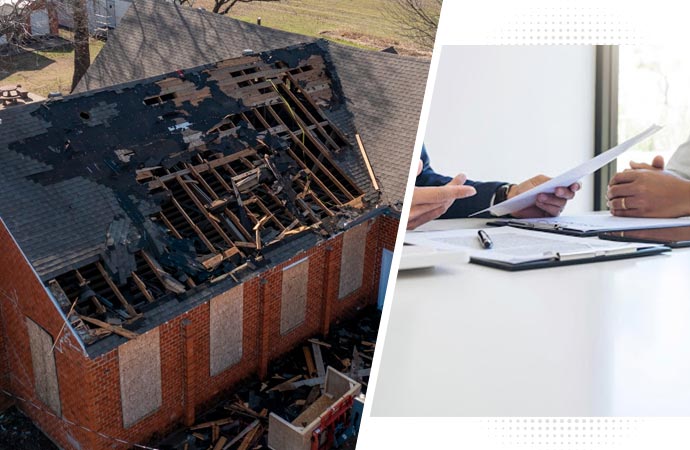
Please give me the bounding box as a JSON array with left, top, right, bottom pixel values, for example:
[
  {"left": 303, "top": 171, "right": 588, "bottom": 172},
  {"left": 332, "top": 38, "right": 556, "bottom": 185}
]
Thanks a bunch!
[
  {"left": 169, "top": 196, "right": 217, "bottom": 254},
  {"left": 141, "top": 251, "right": 186, "bottom": 295},
  {"left": 79, "top": 315, "right": 139, "bottom": 340},
  {"left": 201, "top": 247, "right": 241, "bottom": 271},
  {"left": 131, "top": 271, "right": 155, "bottom": 303},
  {"left": 176, "top": 175, "right": 238, "bottom": 251},
  {"left": 265, "top": 104, "right": 354, "bottom": 201},
  {"left": 306, "top": 191, "right": 335, "bottom": 217},
  {"left": 75, "top": 269, "right": 106, "bottom": 315},
  {"left": 284, "top": 72, "right": 351, "bottom": 144},
  {"left": 147, "top": 149, "right": 256, "bottom": 190},
  {"left": 186, "top": 163, "right": 220, "bottom": 200},
  {"left": 274, "top": 99, "right": 361, "bottom": 196},
  {"left": 247, "top": 108, "right": 342, "bottom": 206},
  {"left": 96, "top": 262, "right": 138, "bottom": 317},
  {"left": 159, "top": 212, "right": 183, "bottom": 239},
  {"left": 276, "top": 80, "right": 341, "bottom": 150}
]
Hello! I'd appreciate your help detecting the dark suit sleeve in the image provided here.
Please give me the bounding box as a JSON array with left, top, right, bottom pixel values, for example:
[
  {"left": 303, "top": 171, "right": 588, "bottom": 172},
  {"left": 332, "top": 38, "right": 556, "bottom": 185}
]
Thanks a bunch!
[{"left": 416, "top": 145, "right": 505, "bottom": 218}]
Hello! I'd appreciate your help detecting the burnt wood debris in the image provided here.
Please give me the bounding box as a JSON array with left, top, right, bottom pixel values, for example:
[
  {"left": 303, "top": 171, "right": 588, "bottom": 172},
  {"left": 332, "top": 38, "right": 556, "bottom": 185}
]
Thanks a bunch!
[{"left": 154, "top": 307, "right": 379, "bottom": 450}]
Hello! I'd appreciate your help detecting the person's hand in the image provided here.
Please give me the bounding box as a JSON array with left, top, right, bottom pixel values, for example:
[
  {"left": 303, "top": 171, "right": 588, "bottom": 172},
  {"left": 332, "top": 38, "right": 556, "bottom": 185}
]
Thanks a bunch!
[
  {"left": 627, "top": 155, "right": 665, "bottom": 171},
  {"left": 408, "top": 160, "right": 477, "bottom": 229},
  {"left": 509, "top": 175, "right": 581, "bottom": 218},
  {"left": 607, "top": 160, "right": 690, "bottom": 217}
]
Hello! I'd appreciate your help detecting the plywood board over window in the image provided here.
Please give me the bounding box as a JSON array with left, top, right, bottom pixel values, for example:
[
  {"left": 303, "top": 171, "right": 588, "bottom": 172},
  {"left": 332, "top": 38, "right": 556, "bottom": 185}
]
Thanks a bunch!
[
  {"left": 338, "top": 223, "right": 369, "bottom": 299},
  {"left": 118, "top": 329, "right": 161, "bottom": 428},
  {"left": 210, "top": 285, "right": 244, "bottom": 376},
  {"left": 280, "top": 257, "right": 309, "bottom": 335},
  {"left": 25, "top": 318, "right": 61, "bottom": 416}
]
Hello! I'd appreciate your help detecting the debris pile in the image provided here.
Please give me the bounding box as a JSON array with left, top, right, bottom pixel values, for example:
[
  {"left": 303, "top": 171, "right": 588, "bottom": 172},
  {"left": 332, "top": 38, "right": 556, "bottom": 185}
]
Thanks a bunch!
[
  {"left": 0, "top": 407, "right": 58, "bottom": 450},
  {"left": 155, "top": 306, "right": 380, "bottom": 450}
]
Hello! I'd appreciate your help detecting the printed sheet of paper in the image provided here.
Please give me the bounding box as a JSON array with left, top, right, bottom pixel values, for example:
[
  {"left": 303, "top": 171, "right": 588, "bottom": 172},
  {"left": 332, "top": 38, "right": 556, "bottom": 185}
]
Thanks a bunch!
[
  {"left": 404, "top": 227, "right": 647, "bottom": 265},
  {"left": 470, "top": 124, "right": 662, "bottom": 217},
  {"left": 501, "top": 212, "right": 690, "bottom": 233}
]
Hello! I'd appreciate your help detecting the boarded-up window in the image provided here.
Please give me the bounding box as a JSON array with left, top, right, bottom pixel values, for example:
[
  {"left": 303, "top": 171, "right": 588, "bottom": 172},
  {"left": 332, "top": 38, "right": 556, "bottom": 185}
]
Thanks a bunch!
[
  {"left": 118, "top": 329, "right": 161, "bottom": 428},
  {"left": 280, "top": 257, "right": 309, "bottom": 335},
  {"left": 25, "top": 318, "right": 61, "bottom": 416},
  {"left": 210, "top": 285, "right": 244, "bottom": 376},
  {"left": 338, "top": 224, "right": 368, "bottom": 299}
]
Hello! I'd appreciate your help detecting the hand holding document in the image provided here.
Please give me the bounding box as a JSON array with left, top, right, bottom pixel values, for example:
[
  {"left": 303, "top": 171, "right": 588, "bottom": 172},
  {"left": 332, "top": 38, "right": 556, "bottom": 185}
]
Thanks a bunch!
[{"left": 470, "top": 124, "right": 663, "bottom": 217}]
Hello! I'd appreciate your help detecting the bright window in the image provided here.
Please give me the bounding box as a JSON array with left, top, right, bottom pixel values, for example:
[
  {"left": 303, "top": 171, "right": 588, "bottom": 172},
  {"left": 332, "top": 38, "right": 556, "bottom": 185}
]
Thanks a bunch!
[{"left": 617, "top": 45, "right": 690, "bottom": 170}]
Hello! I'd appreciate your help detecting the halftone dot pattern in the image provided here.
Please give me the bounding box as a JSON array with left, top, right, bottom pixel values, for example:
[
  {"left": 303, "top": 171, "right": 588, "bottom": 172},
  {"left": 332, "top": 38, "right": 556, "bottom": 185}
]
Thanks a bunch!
[
  {"left": 483, "top": 418, "right": 642, "bottom": 449},
  {"left": 471, "top": 7, "right": 643, "bottom": 447},
  {"left": 487, "top": 6, "right": 641, "bottom": 45}
]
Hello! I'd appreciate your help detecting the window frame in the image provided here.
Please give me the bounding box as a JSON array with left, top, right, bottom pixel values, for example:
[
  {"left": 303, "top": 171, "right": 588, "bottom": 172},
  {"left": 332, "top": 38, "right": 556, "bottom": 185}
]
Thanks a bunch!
[{"left": 593, "top": 45, "right": 620, "bottom": 210}]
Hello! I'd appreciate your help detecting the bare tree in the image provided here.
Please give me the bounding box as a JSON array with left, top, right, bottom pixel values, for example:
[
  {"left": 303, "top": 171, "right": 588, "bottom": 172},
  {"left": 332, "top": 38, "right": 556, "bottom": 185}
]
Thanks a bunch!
[
  {"left": 70, "top": 0, "right": 90, "bottom": 91},
  {"left": 384, "top": 0, "right": 442, "bottom": 51},
  {"left": 0, "top": 0, "right": 32, "bottom": 50},
  {"left": 176, "top": 0, "right": 279, "bottom": 16}
]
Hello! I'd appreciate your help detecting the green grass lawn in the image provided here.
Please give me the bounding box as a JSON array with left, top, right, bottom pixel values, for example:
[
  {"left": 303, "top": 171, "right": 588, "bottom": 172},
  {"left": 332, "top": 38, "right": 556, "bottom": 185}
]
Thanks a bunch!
[
  {"left": 198, "top": 0, "right": 429, "bottom": 55},
  {"left": 0, "top": 30, "right": 104, "bottom": 97}
]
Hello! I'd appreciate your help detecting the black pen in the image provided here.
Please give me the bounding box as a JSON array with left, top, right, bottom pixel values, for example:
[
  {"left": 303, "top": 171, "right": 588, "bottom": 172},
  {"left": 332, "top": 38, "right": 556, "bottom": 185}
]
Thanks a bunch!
[{"left": 477, "top": 229, "right": 493, "bottom": 249}]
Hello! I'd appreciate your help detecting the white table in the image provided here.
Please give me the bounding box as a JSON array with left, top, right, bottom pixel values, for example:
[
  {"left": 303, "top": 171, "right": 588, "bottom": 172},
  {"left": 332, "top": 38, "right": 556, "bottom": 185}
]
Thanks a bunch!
[{"left": 371, "top": 218, "right": 690, "bottom": 416}]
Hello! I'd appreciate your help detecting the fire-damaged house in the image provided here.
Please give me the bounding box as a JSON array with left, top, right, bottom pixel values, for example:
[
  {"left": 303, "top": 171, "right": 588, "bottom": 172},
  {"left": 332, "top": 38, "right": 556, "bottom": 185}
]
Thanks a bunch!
[{"left": 0, "top": 1, "right": 428, "bottom": 449}]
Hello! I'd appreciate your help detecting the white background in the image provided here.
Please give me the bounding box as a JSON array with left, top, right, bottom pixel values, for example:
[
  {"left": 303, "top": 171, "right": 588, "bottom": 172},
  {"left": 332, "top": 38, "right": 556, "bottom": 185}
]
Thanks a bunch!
[
  {"left": 357, "top": 1, "right": 690, "bottom": 449},
  {"left": 424, "top": 45, "right": 596, "bottom": 213}
]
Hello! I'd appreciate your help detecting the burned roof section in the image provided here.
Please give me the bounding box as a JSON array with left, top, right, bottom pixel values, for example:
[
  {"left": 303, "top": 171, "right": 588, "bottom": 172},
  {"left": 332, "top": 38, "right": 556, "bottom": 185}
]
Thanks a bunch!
[
  {"left": 0, "top": 42, "right": 379, "bottom": 350},
  {"left": 75, "top": 0, "right": 430, "bottom": 204}
]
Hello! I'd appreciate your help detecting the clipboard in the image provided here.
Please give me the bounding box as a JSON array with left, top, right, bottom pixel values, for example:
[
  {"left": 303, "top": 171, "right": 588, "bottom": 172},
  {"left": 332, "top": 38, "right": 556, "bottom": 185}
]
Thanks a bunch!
[
  {"left": 470, "top": 245, "right": 670, "bottom": 271},
  {"left": 405, "top": 226, "right": 671, "bottom": 272},
  {"left": 487, "top": 219, "right": 600, "bottom": 236},
  {"left": 487, "top": 216, "right": 690, "bottom": 237}
]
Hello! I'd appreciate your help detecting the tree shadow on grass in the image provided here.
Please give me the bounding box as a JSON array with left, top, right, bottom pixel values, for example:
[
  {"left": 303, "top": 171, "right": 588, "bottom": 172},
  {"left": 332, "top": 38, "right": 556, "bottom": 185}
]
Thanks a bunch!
[{"left": 0, "top": 51, "right": 57, "bottom": 80}]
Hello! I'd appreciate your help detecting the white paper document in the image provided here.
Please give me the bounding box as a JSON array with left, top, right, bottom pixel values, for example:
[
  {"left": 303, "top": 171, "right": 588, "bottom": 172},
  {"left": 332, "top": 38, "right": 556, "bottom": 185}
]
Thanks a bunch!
[
  {"left": 497, "top": 212, "right": 690, "bottom": 234},
  {"left": 404, "top": 227, "right": 654, "bottom": 265},
  {"left": 470, "top": 124, "right": 662, "bottom": 217}
]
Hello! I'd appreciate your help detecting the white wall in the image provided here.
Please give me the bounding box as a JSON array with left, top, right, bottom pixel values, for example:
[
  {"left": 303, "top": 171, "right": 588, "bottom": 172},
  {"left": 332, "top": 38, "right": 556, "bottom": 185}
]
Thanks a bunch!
[{"left": 424, "top": 45, "right": 596, "bottom": 213}]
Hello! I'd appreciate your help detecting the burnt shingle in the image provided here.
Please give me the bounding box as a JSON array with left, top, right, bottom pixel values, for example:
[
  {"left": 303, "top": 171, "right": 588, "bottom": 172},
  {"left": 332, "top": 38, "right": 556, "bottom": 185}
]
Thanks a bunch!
[{"left": 76, "top": 0, "right": 429, "bottom": 204}]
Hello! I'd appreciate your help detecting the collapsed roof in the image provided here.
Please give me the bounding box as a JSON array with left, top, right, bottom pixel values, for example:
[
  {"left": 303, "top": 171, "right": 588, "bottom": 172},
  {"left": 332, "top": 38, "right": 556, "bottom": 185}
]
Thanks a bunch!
[
  {"left": 0, "top": 42, "right": 383, "bottom": 353},
  {"left": 75, "top": 0, "right": 429, "bottom": 205}
]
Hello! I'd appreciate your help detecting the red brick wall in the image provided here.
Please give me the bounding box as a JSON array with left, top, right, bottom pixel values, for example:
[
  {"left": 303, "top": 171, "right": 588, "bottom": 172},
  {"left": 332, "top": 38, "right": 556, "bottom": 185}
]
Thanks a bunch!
[
  {"left": 379, "top": 214, "right": 401, "bottom": 251},
  {"left": 0, "top": 221, "right": 99, "bottom": 449},
  {"left": 0, "top": 214, "right": 399, "bottom": 449},
  {"left": 0, "top": 284, "right": 9, "bottom": 411}
]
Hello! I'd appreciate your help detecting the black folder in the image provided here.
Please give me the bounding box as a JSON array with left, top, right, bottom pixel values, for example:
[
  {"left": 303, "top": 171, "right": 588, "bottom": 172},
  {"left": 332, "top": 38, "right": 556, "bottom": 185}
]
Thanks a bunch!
[{"left": 470, "top": 245, "right": 670, "bottom": 271}]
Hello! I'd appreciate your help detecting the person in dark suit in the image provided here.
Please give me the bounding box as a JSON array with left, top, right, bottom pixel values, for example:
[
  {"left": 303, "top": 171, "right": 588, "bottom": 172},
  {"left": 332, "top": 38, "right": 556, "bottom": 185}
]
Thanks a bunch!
[{"left": 409, "top": 146, "right": 581, "bottom": 229}]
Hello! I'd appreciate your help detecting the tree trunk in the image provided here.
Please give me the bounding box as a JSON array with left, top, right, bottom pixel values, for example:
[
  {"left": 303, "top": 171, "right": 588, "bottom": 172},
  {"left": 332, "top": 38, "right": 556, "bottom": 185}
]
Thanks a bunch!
[{"left": 71, "top": 0, "right": 90, "bottom": 91}]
